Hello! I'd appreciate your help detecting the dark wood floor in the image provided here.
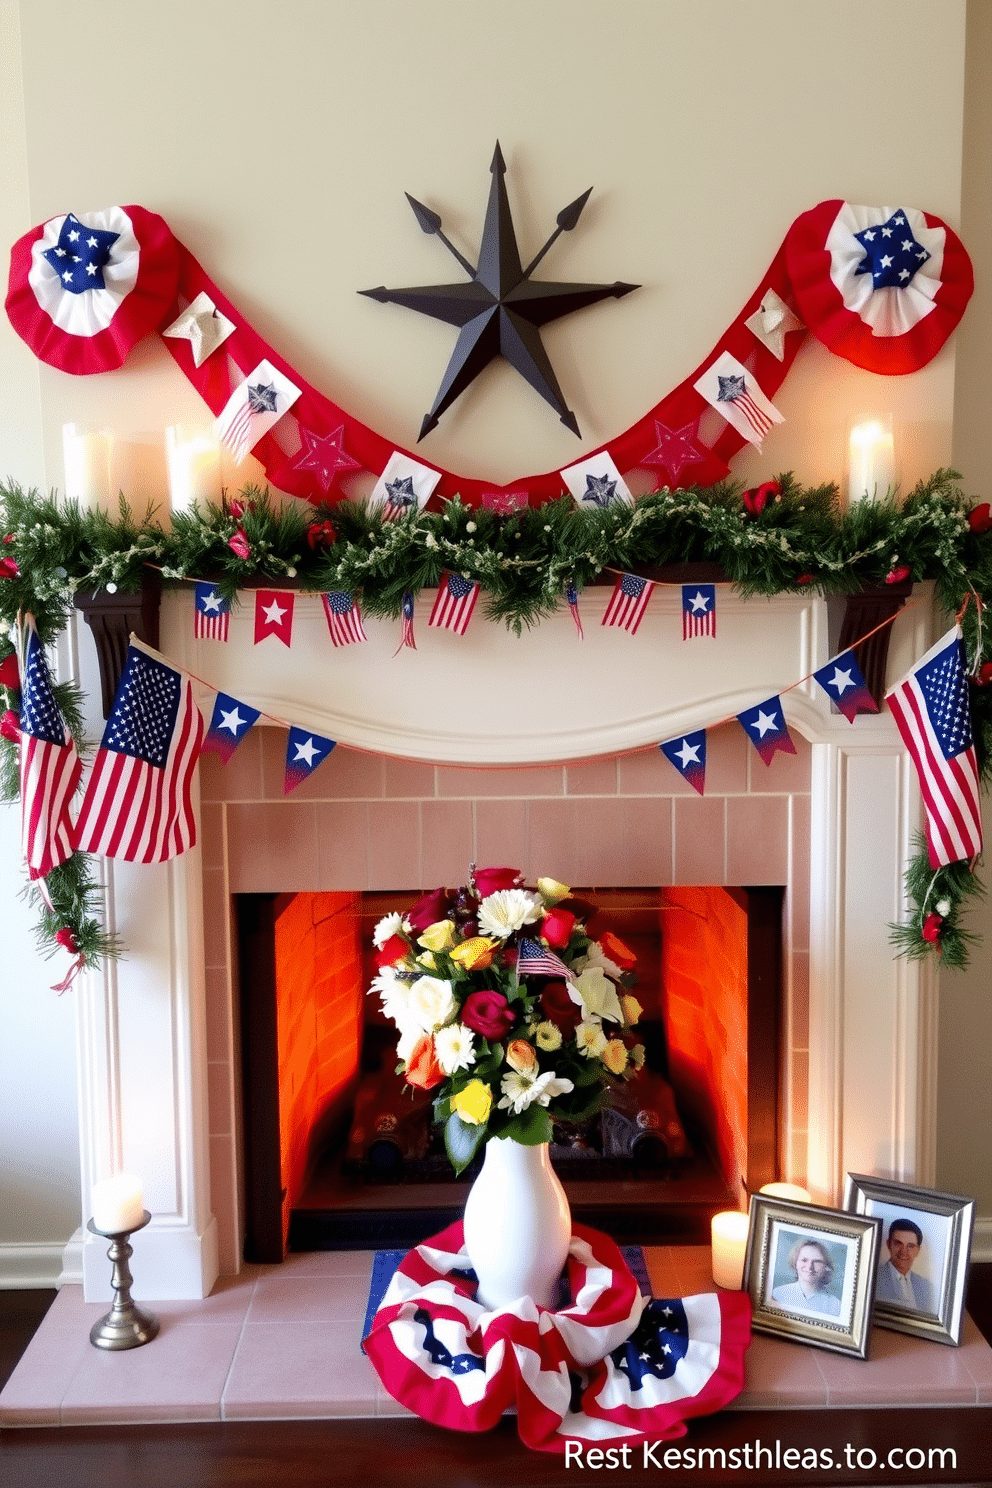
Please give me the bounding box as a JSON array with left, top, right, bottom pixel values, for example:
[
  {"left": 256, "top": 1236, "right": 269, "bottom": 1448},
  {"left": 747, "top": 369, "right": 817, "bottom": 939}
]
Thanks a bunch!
[{"left": 2, "top": 1273, "right": 992, "bottom": 1488}]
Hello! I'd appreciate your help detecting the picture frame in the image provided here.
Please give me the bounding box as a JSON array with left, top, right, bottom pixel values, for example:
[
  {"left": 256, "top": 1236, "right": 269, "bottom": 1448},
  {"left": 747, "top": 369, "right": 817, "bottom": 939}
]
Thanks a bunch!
[
  {"left": 843, "top": 1173, "right": 976, "bottom": 1346},
  {"left": 743, "top": 1194, "right": 882, "bottom": 1358}
]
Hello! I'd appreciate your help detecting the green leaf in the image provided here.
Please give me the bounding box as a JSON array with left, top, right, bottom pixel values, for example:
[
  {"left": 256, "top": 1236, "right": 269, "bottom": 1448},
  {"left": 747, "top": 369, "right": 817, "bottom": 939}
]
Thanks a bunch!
[
  {"left": 503, "top": 1106, "right": 553, "bottom": 1146},
  {"left": 444, "top": 1112, "right": 487, "bottom": 1174}
]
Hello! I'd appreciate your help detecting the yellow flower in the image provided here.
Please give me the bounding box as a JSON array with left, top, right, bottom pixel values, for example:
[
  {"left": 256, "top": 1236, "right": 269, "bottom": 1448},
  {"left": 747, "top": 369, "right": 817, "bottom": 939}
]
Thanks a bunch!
[
  {"left": 419, "top": 920, "right": 457, "bottom": 952},
  {"left": 450, "top": 936, "right": 498, "bottom": 971},
  {"left": 452, "top": 1078, "right": 493, "bottom": 1126},
  {"left": 621, "top": 994, "right": 643, "bottom": 1026},
  {"left": 537, "top": 876, "right": 570, "bottom": 905},
  {"left": 506, "top": 1038, "right": 538, "bottom": 1075},
  {"left": 534, "top": 1020, "right": 563, "bottom": 1052},
  {"left": 629, "top": 1043, "right": 646, "bottom": 1070},
  {"left": 603, "top": 1040, "right": 629, "bottom": 1075},
  {"left": 416, "top": 951, "right": 438, "bottom": 970}
]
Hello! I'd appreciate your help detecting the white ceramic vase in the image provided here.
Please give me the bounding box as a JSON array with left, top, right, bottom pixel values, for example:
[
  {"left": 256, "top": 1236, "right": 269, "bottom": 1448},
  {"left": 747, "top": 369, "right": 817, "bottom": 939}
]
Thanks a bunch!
[{"left": 462, "top": 1136, "right": 571, "bottom": 1310}]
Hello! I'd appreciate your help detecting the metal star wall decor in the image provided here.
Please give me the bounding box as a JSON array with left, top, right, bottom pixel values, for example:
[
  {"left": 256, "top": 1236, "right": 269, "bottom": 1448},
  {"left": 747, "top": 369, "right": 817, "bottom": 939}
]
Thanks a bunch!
[{"left": 361, "top": 143, "right": 638, "bottom": 440}]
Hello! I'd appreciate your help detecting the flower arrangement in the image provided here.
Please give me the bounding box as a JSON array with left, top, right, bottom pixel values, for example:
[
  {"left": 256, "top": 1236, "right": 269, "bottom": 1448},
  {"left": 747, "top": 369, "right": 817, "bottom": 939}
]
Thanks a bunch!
[{"left": 369, "top": 867, "right": 645, "bottom": 1173}]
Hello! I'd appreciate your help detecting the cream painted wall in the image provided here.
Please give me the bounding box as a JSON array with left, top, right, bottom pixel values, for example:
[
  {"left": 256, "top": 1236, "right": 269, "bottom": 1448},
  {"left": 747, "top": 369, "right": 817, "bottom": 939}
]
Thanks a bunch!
[{"left": 1, "top": 0, "right": 984, "bottom": 1277}]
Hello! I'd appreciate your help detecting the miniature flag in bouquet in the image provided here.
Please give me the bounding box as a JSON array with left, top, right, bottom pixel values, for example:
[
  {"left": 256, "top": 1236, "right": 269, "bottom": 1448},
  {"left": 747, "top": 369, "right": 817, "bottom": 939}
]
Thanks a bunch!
[
  {"left": 18, "top": 616, "right": 81, "bottom": 879},
  {"left": 322, "top": 591, "right": 367, "bottom": 647},
  {"left": 602, "top": 573, "right": 654, "bottom": 634},
  {"left": 694, "top": 351, "right": 784, "bottom": 447},
  {"left": 201, "top": 692, "right": 260, "bottom": 764},
  {"left": 660, "top": 731, "right": 707, "bottom": 795},
  {"left": 214, "top": 359, "right": 301, "bottom": 463},
  {"left": 429, "top": 573, "right": 479, "bottom": 636},
  {"left": 254, "top": 590, "right": 294, "bottom": 647},
  {"left": 813, "top": 649, "right": 878, "bottom": 722},
  {"left": 886, "top": 625, "right": 983, "bottom": 867},
  {"left": 368, "top": 451, "right": 440, "bottom": 521},
  {"left": 516, "top": 937, "right": 571, "bottom": 980},
  {"left": 737, "top": 695, "right": 797, "bottom": 766},
  {"left": 75, "top": 640, "right": 203, "bottom": 863},
  {"left": 193, "top": 582, "right": 231, "bottom": 641},
  {"left": 681, "top": 585, "right": 716, "bottom": 640},
  {"left": 284, "top": 726, "right": 336, "bottom": 794}
]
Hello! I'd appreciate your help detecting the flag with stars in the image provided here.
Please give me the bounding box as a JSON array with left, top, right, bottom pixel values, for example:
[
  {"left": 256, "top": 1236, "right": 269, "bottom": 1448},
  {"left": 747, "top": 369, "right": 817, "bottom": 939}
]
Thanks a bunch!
[
  {"left": 253, "top": 590, "right": 294, "bottom": 647},
  {"left": 516, "top": 937, "right": 572, "bottom": 980},
  {"left": 566, "top": 582, "right": 584, "bottom": 640},
  {"left": 41, "top": 212, "right": 119, "bottom": 295},
  {"left": 560, "top": 452, "right": 633, "bottom": 510},
  {"left": 284, "top": 726, "right": 336, "bottom": 795},
  {"left": 193, "top": 582, "right": 231, "bottom": 641},
  {"left": 737, "top": 695, "right": 797, "bottom": 767},
  {"left": 886, "top": 626, "right": 983, "bottom": 868},
  {"left": 18, "top": 616, "right": 82, "bottom": 880},
  {"left": 854, "top": 209, "right": 931, "bottom": 290},
  {"left": 396, "top": 591, "right": 417, "bottom": 652},
  {"left": 660, "top": 732, "right": 706, "bottom": 796},
  {"left": 602, "top": 573, "right": 654, "bottom": 634},
  {"left": 681, "top": 585, "right": 716, "bottom": 640},
  {"left": 201, "top": 692, "right": 260, "bottom": 765},
  {"left": 369, "top": 451, "right": 441, "bottom": 521},
  {"left": 74, "top": 641, "right": 204, "bottom": 864},
  {"left": 694, "top": 351, "right": 784, "bottom": 448},
  {"left": 214, "top": 358, "right": 301, "bottom": 464},
  {"left": 813, "top": 649, "right": 878, "bottom": 722},
  {"left": 322, "top": 591, "right": 367, "bottom": 647},
  {"left": 429, "top": 573, "right": 480, "bottom": 636}
]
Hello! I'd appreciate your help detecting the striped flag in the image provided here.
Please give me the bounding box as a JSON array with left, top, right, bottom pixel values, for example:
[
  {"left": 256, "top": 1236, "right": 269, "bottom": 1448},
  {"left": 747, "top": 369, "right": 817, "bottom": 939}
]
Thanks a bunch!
[
  {"left": 694, "top": 351, "right": 784, "bottom": 448},
  {"left": 717, "top": 373, "right": 775, "bottom": 440},
  {"left": 886, "top": 626, "right": 983, "bottom": 867},
  {"left": 396, "top": 590, "right": 417, "bottom": 652},
  {"left": 18, "top": 618, "right": 81, "bottom": 879},
  {"left": 214, "top": 359, "right": 301, "bottom": 464},
  {"left": 429, "top": 574, "right": 479, "bottom": 636},
  {"left": 516, "top": 937, "right": 572, "bottom": 980},
  {"left": 75, "top": 641, "right": 203, "bottom": 864},
  {"left": 566, "top": 582, "right": 584, "bottom": 639},
  {"left": 193, "top": 582, "right": 231, "bottom": 641},
  {"left": 322, "top": 591, "right": 368, "bottom": 647},
  {"left": 681, "top": 585, "right": 716, "bottom": 640},
  {"left": 602, "top": 573, "right": 654, "bottom": 634}
]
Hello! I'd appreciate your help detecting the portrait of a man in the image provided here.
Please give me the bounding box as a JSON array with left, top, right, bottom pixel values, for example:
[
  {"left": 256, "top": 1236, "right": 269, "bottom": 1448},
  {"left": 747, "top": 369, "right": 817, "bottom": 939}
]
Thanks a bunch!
[
  {"left": 770, "top": 1236, "right": 842, "bottom": 1316},
  {"left": 876, "top": 1218, "right": 935, "bottom": 1313}
]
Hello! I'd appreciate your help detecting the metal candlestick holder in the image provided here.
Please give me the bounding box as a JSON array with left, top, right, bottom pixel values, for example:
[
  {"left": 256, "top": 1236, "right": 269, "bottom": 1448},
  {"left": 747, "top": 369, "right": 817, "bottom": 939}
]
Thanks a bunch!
[{"left": 86, "top": 1211, "right": 160, "bottom": 1350}]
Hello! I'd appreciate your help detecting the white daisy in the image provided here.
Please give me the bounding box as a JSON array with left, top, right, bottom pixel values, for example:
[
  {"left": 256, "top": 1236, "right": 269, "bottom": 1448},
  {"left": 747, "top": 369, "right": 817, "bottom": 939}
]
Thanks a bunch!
[
  {"left": 575, "top": 1020, "right": 608, "bottom": 1059},
  {"left": 433, "top": 1022, "right": 476, "bottom": 1075},
  {"left": 476, "top": 888, "right": 541, "bottom": 940},
  {"left": 373, "top": 911, "right": 410, "bottom": 949},
  {"left": 497, "top": 1068, "right": 574, "bottom": 1114}
]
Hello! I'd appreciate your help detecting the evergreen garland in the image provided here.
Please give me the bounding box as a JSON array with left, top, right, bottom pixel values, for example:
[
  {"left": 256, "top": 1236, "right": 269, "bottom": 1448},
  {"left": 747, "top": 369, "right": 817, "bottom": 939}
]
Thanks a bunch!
[{"left": 0, "top": 469, "right": 989, "bottom": 974}]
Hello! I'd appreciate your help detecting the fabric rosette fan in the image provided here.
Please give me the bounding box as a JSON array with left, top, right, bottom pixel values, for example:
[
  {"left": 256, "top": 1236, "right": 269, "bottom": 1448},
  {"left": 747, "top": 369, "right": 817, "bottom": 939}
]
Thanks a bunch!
[{"left": 368, "top": 867, "right": 644, "bottom": 1308}]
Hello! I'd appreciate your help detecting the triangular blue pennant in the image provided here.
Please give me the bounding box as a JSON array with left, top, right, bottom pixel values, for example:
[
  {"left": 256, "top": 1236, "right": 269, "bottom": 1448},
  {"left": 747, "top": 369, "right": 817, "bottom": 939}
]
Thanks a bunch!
[{"left": 660, "top": 731, "right": 707, "bottom": 794}]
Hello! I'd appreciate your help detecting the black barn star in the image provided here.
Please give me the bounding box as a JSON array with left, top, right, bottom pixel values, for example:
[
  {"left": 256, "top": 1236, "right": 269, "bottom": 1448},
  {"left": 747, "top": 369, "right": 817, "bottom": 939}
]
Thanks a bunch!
[{"left": 361, "top": 143, "right": 638, "bottom": 440}]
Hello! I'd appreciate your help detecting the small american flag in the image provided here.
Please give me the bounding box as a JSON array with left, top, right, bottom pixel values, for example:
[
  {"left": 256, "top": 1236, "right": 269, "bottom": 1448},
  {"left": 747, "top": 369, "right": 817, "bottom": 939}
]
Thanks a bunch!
[
  {"left": 193, "top": 582, "right": 231, "bottom": 641},
  {"left": 516, "top": 938, "right": 571, "bottom": 980},
  {"left": 602, "top": 572, "right": 654, "bottom": 634},
  {"left": 566, "top": 582, "right": 584, "bottom": 640},
  {"left": 429, "top": 573, "right": 479, "bottom": 636},
  {"left": 75, "top": 642, "right": 204, "bottom": 864},
  {"left": 396, "top": 590, "right": 417, "bottom": 652},
  {"left": 717, "top": 373, "right": 774, "bottom": 441},
  {"left": 18, "top": 618, "right": 81, "bottom": 879},
  {"left": 682, "top": 584, "right": 716, "bottom": 640},
  {"left": 322, "top": 591, "right": 367, "bottom": 647},
  {"left": 886, "top": 626, "right": 983, "bottom": 867}
]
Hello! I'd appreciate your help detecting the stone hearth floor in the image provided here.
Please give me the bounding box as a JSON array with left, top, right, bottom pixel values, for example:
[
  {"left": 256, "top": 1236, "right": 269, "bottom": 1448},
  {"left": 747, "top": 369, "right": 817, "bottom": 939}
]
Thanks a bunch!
[{"left": 2, "top": 1246, "right": 992, "bottom": 1426}]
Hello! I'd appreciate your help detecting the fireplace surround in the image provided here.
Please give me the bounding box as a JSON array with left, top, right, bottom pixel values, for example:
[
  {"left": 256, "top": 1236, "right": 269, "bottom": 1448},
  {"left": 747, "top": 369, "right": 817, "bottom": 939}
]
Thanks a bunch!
[{"left": 68, "top": 581, "right": 937, "bottom": 1301}]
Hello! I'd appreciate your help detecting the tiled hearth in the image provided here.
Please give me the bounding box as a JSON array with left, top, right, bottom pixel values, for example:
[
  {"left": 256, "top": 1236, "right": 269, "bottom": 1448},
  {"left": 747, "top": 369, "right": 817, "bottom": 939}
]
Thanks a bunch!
[{"left": 4, "top": 1247, "right": 991, "bottom": 1426}]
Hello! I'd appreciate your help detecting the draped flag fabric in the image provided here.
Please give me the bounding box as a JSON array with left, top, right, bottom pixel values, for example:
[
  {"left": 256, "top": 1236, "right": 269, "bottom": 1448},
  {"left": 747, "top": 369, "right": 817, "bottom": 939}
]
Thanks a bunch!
[
  {"left": 363, "top": 1221, "right": 751, "bottom": 1454},
  {"left": 75, "top": 641, "right": 203, "bottom": 864},
  {"left": 681, "top": 585, "right": 716, "bottom": 640},
  {"left": 193, "top": 582, "right": 230, "bottom": 641},
  {"left": 886, "top": 626, "right": 983, "bottom": 868},
  {"left": 429, "top": 574, "right": 480, "bottom": 636},
  {"left": 602, "top": 573, "right": 654, "bottom": 634},
  {"left": 516, "top": 937, "right": 572, "bottom": 980},
  {"left": 201, "top": 692, "right": 260, "bottom": 764},
  {"left": 284, "top": 725, "right": 336, "bottom": 794},
  {"left": 660, "top": 732, "right": 707, "bottom": 796},
  {"left": 737, "top": 696, "right": 797, "bottom": 766},
  {"left": 813, "top": 649, "right": 878, "bottom": 722},
  {"left": 254, "top": 590, "right": 294, "bottom": 647},
  {"left": 322, "top": 591, "right": 367, "bottom": 647},
  {"left": 18, "top": 618, "right": 81, "bottom": 879}
]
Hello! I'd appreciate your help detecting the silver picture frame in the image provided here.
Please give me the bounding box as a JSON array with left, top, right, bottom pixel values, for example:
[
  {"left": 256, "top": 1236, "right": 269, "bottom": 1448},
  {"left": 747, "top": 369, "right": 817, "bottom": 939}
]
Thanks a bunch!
[
  {"left": 743, "top": 1194, "right": 882, "bottom": 1358},
  {"left": 843, "top": 1173, "right": 975, "bottom": 1346}
]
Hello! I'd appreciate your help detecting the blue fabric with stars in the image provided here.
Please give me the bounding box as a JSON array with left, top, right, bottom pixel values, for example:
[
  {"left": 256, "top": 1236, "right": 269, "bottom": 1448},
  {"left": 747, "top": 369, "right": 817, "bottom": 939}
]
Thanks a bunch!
[
  {"left": 326, "top": 590, "right": 355, "bottom": 615},
  {"left": 619, "top": 574, "right": 646, "bottom": 600},
  {"left": 102, "top": 649, "right": 181, "bottom": 767},
  {"left": 583, "top": 472, "right": 618, "bottom": 507},
  {"left": 206, "top": 692, "right": 259, "bottom": 742},
  {"left": 660, "top": 731, "right": 706, "bottom": 781},
  {"left": 20, "top": 627, "right": 66, "bottom": 744},
  {"left": 195, "top": 582, "right": 231, "bottom": 615},
  {"left": 917, "top": 635, "right": 973, "bottom": 758},
  {"left": 42, "top": 213, "right": 119, "bottom": 294},
  {"left": 854, "top": 210, "right": 930, "bottom": 290},
  {"left": 446, "top": 574, "right": 476, "bottom": 600},
  {"left": 612, "top": 1298, "right": 690, "bottom": 1390}
]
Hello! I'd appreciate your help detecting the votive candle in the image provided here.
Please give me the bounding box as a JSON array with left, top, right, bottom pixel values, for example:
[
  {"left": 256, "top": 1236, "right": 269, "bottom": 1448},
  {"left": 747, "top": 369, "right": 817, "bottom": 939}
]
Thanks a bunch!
[
  {"left": 165, "top": 425, "right": 222, "bottom": 512},
  {"left": 711, "top": 1210, "right": 750, "bottom": 1290},
  {"left": 91, "top": 1173, "right": 144, "bottom": 1234},
  {"left": 848, "top": 419, "right": 895, "bottom": 506},
  {"left": 759, "top": 1181, "right": 812, "bottom": 1203},
  {"left": 62, "top": 424, "right": 113, "bottom": 513}
]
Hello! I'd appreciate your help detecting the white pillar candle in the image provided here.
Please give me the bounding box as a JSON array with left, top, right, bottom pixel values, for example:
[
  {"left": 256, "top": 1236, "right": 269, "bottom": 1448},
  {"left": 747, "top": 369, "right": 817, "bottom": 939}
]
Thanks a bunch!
[
  {"left": 711, "top": 1210, "right": 750, "bottom": 1290},
  {"left": 91, "top": 1173, "right": 145, "bottom": 1234},
  {"left": 165, "top": 425, "right": 222, "bottom": 513},
  {"left": 759, "top": 1181, "right": 812, "bottom": 1203},
  {"left": 847, "top": 419, "right": 895, "bottom": 506},
  {"left": 62, "top": 424, "right": 113, "bottom": 513}
]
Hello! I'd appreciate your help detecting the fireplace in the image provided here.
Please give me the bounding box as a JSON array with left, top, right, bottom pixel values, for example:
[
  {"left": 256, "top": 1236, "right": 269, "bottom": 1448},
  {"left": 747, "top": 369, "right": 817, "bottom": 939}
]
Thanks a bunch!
[{"left": 70, "top": 583, "right": 938, "bottom": 1301}]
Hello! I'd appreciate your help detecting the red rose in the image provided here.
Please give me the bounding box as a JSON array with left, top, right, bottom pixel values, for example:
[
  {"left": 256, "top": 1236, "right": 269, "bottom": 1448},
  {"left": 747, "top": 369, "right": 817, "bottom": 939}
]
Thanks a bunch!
[
  {"left": 307, "top": 520, "right": 337, "bottom": 550},
  {"left": 0, "top": 709, "right": 20, "bottom": 742},
  {"left": 0, "top": 556, "right": 20, "bottom": 579},
  {"left": 794, "top": 573, "right": 816, "bottom": 587},
  {"left": 473, "top": 866, "right": 522, "bottom": 897},
  {"left": 885, "top": 565, "right": 911, "bottom": 585},
  {"left": 541, "top": 907, "right": 575, "bottom": 948},
  {"left": 55, "top": 927, "right": 79, "bottom": 954},
  {"left": 405, "top": 1034, "right": 445, "bottom": 1090},
  {"left": 376, "top": 934, "right": 409, "bottom": 968},
  {"left": 228, "top": 527, "right": 251, "bottom": 560},
  {"left": 922, "top": 913, "right": 943, "bottom": 945},
  {"left": 968, "top": 502, "right": 992, "bottom": 535},
  {"left": 407, "top": 886, "right": 457, "bottom": 933},
  {"left": 461, "top": 990, "right": 516, "bottom": 1040},
  {"left": 974, "top": 662, "right": 992, "bottom": 688},
  {"left": 540, "top": 980, "right": 582, "bottom": 1035},
  {"left": 0, "top": 653, "right": 20, "bottom": 690},
  {"left": 227, "top": 497, "right": 254, "bottom": 520},
  {"left": 742, "top": 480, "right": 781, "bottom": 517}
]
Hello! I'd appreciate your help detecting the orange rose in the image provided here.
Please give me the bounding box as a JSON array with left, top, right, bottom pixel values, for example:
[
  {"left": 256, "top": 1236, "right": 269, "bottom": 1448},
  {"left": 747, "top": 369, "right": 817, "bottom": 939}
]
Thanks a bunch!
[
  {"left": 405, "top": 1034, "right": 445, "bottom": 1090},
  {"left": 599, "top": 931, "right": 637, "bottom": 970},
  {"left": 506, "top": 1039, "right": 538, "bottom": 1075},
  {"left": 450, "top": 936, "right": 498, "bottom": 971}
]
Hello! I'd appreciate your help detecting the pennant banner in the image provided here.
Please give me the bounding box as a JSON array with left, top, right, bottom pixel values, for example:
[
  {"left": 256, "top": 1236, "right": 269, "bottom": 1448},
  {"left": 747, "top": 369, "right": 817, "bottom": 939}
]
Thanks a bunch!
[
  {"left": 254, "top": 590, "right": 294, "bottom": 648},
  {"left": 193, "top": 582, "right": 231, "bottom": 641},
  {"left": 201, "top": 692, "right": 260, "bottom": 764},
  {"left": 660, "top": 732, "right": 706, "bottom": 795},
  {"left": 284, "top": 726, "right": 336, "bottom": 794},
  {"left": 681, "top": 585, "right": 716, "bottom": 640},
  {"left": 736, "top": 695, "right": 797, "bottom": 766},
  {"left": 813, "top": 649, "right": 877, "bottom": 722}
]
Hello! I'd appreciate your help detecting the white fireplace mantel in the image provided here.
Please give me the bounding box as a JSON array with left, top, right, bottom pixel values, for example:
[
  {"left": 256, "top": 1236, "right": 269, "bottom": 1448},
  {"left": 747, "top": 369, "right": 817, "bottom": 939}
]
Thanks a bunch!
[{"left": 67, "top": 584, "right": 937, "bottom": 1300}]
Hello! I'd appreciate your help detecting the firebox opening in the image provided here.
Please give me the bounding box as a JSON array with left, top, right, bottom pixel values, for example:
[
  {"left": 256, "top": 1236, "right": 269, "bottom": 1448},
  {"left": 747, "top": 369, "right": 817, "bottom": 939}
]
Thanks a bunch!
[{"left": 237, "top": 885, "right": 782, "bottom": 1261}]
